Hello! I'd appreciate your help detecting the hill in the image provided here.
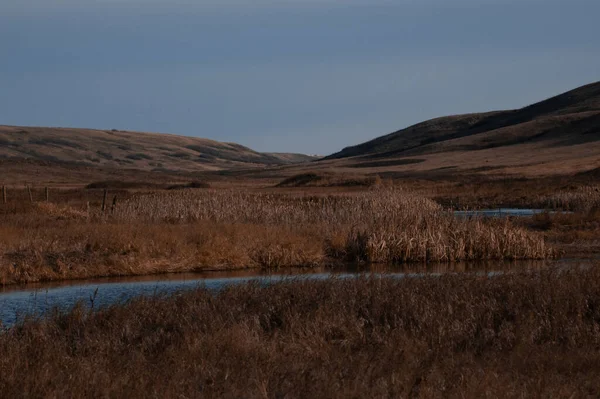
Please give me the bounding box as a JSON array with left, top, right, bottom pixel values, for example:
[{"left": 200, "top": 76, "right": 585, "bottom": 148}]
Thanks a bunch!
[
  {"left": 0, "top": 126, "right": 317, "bottom": 172},
  {"left": 324, "top": 81, "right": 600, "bottom": 177},
  {"left": 328, "top": 81, "right": 600, "bottom": 159},
  {"left": 263, "top": 152, "right": 318, "bottom": 164}
]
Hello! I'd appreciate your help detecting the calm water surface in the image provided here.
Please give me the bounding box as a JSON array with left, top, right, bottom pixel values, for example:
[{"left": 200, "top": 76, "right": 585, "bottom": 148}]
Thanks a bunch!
[
  {"left": 454, "top": 209, "right": 548, "bottom": 217},
  {"left": 0, "top": 260, "right": 581, "bottom": 328}
]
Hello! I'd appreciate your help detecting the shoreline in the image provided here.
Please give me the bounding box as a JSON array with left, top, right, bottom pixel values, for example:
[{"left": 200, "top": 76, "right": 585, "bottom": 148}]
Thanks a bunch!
[{"left": 3, "top": 268, "right": 600, "bottom": 396}]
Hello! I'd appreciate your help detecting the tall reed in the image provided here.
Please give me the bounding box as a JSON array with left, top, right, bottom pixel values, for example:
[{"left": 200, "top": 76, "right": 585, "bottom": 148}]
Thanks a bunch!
[
  {"left": 2, "top": 268, "right": 600, "bottom": 397},
  {"left": 0, "top": 188, "right": 554, "bottom": 285},
  {"left": 541, "top": 185, "right": 600, "bottom": 211},
  {"left": 116, "top": 189, "right": 554, "bottom": 262}
]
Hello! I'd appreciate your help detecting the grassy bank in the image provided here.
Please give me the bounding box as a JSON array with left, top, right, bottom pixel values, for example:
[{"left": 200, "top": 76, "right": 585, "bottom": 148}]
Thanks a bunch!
[
  {"left": 2, "top": 268, "right": 600, "bottom": 397},
  {"left": 429, "top": 175, "right": 600, "bottom": 211},
  {"left": 519, "top": 208, "right": 600, "bottom": 258},
  {"left": 0, "top": 188, "right": 553, "bottom": 285}
]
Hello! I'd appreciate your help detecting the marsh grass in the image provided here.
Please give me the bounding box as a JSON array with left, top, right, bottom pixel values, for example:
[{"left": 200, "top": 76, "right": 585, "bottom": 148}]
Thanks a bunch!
[
  {"left": 117, "top": 189, "right": 553, "bottom": 262},
  {"left": 1, "top": 188, "right": 553, "bottom": 285},
  {"left": 521, "top": 207, "right": 600, "bottom": 258},
  {"left": 275, "top": 172, "right": 383, "bottom": 188},
  {"left": 2, "top": 268, "right": 600, "bottom": 397},
  {"left": 541, "top": 185, "right": 600, "bottom": 212}
]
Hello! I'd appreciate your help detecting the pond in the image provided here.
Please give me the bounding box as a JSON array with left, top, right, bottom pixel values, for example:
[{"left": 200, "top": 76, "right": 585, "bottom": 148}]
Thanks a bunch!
[
  {"left": 454, "top": 209, "right": 549, "bottom": 218},
  {"left": 0, "top": 260, "right": 574, "bottom": 328}
]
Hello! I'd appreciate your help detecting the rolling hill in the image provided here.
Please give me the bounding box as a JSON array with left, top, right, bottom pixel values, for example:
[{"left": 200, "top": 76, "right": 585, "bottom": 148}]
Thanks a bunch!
[
  {"left": 321, "top": 81, "right": 600, "bottom": 177},
  {"left": 0, "top": 126, "right": 317, "bottom": 172},
  {"left": 3, "top": 81, "right": 600, "bottom": 183},
  {"left": 328, "top": 81, "right": 600, "bottom": 159}
]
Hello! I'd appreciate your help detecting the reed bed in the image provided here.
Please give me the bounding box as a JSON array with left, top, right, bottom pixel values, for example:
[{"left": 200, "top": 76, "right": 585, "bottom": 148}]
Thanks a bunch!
[
  {"left": 117, "top": 189, "right": 553, "bottom": 262},
  {"left": 2, "top": 268, "right": 600, "bottom": 397},
  {"left": 541, "top": 185, "right": 600, "bottom": 211},
  {"left": 0, "top": 221, "right": 325, "bottom": 284},
  {"left": 0, "top": 189, "right": 553, "bottom": 285},
  {"left": 114, "top": 189, "right": 441, "bottom": 226}
]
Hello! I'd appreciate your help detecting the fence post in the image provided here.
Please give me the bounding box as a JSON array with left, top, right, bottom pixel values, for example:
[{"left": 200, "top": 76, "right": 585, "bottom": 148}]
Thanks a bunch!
[
  {"left": 27, "top": 186, "right": 33, "bottom": 203},
  {"left": 111, "top": 195, "right": 117, "bottom": 214},
  {"left": 101, "top": 189, "right": 108, "bottom": 212},
  {"left": 45, "top": 187, "right": 49, "bottom": 202}
]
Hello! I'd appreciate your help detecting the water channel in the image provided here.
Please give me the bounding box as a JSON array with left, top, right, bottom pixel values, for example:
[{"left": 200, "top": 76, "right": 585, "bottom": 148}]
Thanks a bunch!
[
  {"left": 0, "top": 259, "right": 585, "bottom": 328},
  {"left": 453, "top": 209, "right": 555, "bottom": 218}
]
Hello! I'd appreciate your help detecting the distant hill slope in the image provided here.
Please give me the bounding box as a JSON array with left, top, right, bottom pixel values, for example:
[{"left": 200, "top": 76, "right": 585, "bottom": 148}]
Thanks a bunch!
[
  {"left": 264, "top": 152, "right": 318, "bottom": 164},
  {"left": 0, "top": 126, "right": 317, "bottom": 171},
  {"left": 327, "top": 81, "right": 600, "bottom": 160}
]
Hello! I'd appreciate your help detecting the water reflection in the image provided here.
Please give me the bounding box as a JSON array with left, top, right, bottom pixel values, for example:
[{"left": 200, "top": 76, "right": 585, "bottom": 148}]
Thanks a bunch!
[
  {"left": 453, "top": 209, "right": 546, "bottom": 217},
  {"left": 0, "top": 259, "right": 574, "bottom": 328}
]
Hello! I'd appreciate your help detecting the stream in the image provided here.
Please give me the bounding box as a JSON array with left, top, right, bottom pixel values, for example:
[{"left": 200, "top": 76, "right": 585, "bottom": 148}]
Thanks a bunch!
[
  {"left": 0, "top": 259, "right": 581, "bottom": 328},
  {"left": 453, "top": 208, "right": 551, "bottom": 217}
]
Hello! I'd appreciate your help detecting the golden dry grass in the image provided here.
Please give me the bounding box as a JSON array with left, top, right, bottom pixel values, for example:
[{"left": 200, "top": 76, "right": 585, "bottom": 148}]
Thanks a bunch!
[
  {"left": 117, "top": 189, "right": 553, "bottom": 262},
  {"left": 541, "top": 185, "right": 600, "bottom": 212},
  {"left": 2, "top": 267, "right": 600, "bottom": 397},
  {"left": 0, "top": 188, "right": 554, "bottom": 285}
]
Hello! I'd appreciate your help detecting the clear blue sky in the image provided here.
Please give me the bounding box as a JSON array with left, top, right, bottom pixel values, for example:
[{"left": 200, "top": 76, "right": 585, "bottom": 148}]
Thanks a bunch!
[{"left": 1, "top": 0, "right": 599, "bottom": 155}]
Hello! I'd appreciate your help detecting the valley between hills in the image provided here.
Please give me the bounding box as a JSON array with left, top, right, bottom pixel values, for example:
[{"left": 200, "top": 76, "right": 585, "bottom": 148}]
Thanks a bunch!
[
  {"left": 2, "top": 81, "right": 600, "bottom": 398},
  {"left": 2, "top": 81, "right": 599, "bottom": 186}
]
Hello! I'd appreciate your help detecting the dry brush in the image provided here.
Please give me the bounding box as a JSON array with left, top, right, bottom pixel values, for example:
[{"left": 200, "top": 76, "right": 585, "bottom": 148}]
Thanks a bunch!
[
  {"left": 2, "top": 267, "right": 600, "bottom": 397},
  {"left": 1, "top": 188, "right": 553, "bottom": 285}
]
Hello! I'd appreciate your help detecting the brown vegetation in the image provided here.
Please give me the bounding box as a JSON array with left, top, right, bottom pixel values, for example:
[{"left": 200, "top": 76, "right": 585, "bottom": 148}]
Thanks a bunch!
[
  {"left": 520, "top": 208, "right": 600, "bottom": 258},
  {"left": 2, "top": 268, "right": 600, "bottom": 397},
  {"left": 0, "top": 125, "right": 317, "bottom": 173},
  {"left": 422, "top": 179, "right": 600, "bottom": 258},
  {"left": 541, "top": 185, "right": 600, "bottom": 212},
  {"left": 1, "top": 82, "right": 599, "bottom": 397},
  {"left": 3, "top": 82, "right": 600, "bottom": 189},
  {"left": 276, "top": 172, "right": 383, "bottom": 188},
  {"left": 326, "top": 82, "right": 600, "bottom": 176},
  {"left": 426, "top": 176, "right": 600, "bottom": 210},
  {"left": 84, "top": 180, "right": 166, "bottom": 190},
  {"left": 0, "top": 188, "right": 553, "bottom": 285},
  {"left": 274, "top": 81, "right": 597, "bottom": 180}
]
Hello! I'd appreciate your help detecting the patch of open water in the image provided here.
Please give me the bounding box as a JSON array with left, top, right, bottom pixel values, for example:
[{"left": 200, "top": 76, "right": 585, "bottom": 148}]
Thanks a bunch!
[
  {"left": 454, "top": 209, "right": 549, "bottom": 217},
  {"left": 0, "top": 259, "right": 590, "bottom": 328}
]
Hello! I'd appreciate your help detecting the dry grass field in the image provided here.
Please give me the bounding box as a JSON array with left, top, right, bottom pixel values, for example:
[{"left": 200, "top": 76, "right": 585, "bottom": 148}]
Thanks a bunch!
[
  {"left": 3, "top": 162, "right": 600, "bottom": 286},
  {"left": 0, "top": 187, "right": 555, "bottom": 285},
  {"left": 3, "top": 268, "right": 600, "bottom": 397}
]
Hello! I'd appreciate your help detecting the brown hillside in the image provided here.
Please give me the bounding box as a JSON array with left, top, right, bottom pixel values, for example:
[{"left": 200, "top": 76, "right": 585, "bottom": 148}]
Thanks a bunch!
[
  {"left": 0, "top": 126, "right": 317, "bottom": 172},
  {"left": 328, "top": 81, "right": 600, "bottom": 160}
]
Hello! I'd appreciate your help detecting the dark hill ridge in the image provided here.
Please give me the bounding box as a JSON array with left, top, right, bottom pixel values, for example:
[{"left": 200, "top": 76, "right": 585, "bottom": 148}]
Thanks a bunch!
[
  {"left": 0, "top": 126, "right": 317, "bottom": 172},
  {"left": 327, "top": 81, "right": 600, "bottom": 160}
]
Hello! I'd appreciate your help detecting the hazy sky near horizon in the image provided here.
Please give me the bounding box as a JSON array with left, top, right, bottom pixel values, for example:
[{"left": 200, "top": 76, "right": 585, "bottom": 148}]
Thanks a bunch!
[{"left": 2, "top": 0, "right": 599, "bottom": 154}]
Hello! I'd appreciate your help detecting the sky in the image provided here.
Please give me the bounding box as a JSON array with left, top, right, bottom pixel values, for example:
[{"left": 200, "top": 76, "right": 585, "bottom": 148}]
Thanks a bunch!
[{"left": 1, "top": 0, "right": 599, "bottom": 155}]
